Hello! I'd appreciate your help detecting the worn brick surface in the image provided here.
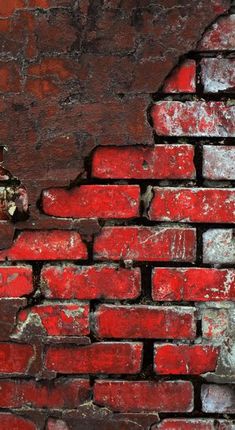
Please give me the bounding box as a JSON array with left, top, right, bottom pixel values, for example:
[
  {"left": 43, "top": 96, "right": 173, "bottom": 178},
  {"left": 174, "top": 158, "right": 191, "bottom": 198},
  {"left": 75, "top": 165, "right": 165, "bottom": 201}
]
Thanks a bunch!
[
  {"left": 92, "top": 145, "right": 196, "bottom": 179},
  {"left": 95, "top": 305, "right": 196, "bottom": 339},
  {"left": 203, "top": 146, "right": 235, "bottom": 180},
  {"left": 94, "top": 227, "right": 196, "bottom": 262},
  {"left": 94, "top": 380, "right": 194, "bottom": 412},
  {"left": 0, "top": 1, "right": 234, "bottom": 427},
  {"left": 41, "top": 264, "right": 141, "bottom": 300},
  {"left": 45, "top": 343, "right": 143, "bottom": 374},
  {"left": 152, "top": 268, "right": 235, "bottom": 301}
]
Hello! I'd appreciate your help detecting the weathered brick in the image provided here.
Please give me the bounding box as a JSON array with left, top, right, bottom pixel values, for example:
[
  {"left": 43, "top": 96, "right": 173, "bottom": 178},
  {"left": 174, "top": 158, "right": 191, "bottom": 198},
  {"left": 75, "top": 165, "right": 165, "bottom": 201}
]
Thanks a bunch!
[
  {"left": 94, "top": 227, "right": 196, "bottom": 262},
  {"left": 163, "top": 60, "right": 196, "bottom": 93},
  {"left": 154, "top": 344, "right": 219, "bottom": 375},
  {"left": 151, "top": 102, "right": 235, "bottom": 137},
  {"left": 0, "top": 62, "right": 21, "bottom": 92},
  {"left": 198, "top": 14, "right": 235, "bottom": 50},
  {"left": 0, "top": 230, "right": 87, "bottom": 261},
  {"left": 0, "top": 298, "right": 27, "bottom": 340},
  {"left": 0, "top": 343, "right": 35, "bottom": 375},
  {"left": 203, "top": 146, "right": 235, "bottom": 180},
  {"left": 0, "top": 1, "right": 25, "bottom": 17},
  {"left": 156, "top": 419, "right": 216, "bottom": 429},
  {"left": 201, "top": 385, "right": 235, "bottom": 413},
  {"left": 92, "top": 145, "right": 195, "bottom": 179},
  {"left": 45, "top": 342, "right": 142, "bottom": 374},
  {"left": 41, "top": 264, "right": 141, "bottom": 300},
  {"left": 0, "top": 266, "right": 33, "bottom": 297},
  {"left": 94, "top": 380, "right": 194, "bottom": 412},
  {"left": 148, "top": 187, "right": 235, "bottom": 223},
  {"left": 95, "top": 305, "right": 196, "bottom": 339},
  {"left": 152, "top": 268, "right": 235, "bottom": 301},
  {"left": 0, "top": 414, "right": 36, "bottom": 430},
  {"left": 15, "top": 302, "right": 90, "bottom": 336},
  {"left": 201, "top": 58, "right": 235, "bottom": 93},
  {"left": 203, "top": 229, "right": 235, "bottom": 264},
  {"left": 0, "top": 378, "right": 90, "bottom": 408},
  {"left": 42, "top": 185, "right": 140, "bottom": 219},
  {"left": 202, "top": 309, "right": 229, "bottom": 340}
]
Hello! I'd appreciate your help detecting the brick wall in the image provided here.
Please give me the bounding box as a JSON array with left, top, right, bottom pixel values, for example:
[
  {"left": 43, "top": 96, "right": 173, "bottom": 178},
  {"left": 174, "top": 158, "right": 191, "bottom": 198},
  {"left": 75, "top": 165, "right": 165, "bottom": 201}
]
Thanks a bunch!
[{"left": 0, "top": 1, "right": 234, "bottom": 429}]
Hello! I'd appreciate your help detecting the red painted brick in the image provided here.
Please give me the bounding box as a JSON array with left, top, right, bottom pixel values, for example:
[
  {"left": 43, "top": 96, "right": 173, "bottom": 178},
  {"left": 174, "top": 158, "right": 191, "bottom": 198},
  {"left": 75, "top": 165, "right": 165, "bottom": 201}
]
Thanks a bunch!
[
  {"left": 201, "top": 385, "right": 235, "bottom": 413},
  {"left": 151, "top": 101, "right": 235, "bottom": 137},
  {"left": 95, "top": 305, "right": 196, "bottom": 339},
  {"left": 45, "top": 342, "right": 142, "bottom": 374},
  {"left": 42, "top": 185, "right": 140, "bottom": 219},
  {"left": 156, "top": 419, "right": 215, "bottom": 429},
  {"left": 152, "top": 268, "right": 235, "bottom": 301},
  {"left": 201, "top": 58, "right": 235, "bottom": 93},
  {"left": 203, "top": 146, "right": 235, "bottom": 180},
  {"left": 0, "top": 378, "right": 90, "bottom": 408},
  {"left": 154, "top": 344, "right": 219, "bottom": 375},
  {"left": 41, "top": 264, "right": 141, "bottom": 300},
  {"left": 94, "top": 227, "right": 196, "bottom": 262},
  {"left": 0, "top": 266, "right": 33, "bottom": 297},
  {"left": 0, "top": 343, "right": 34, "bottom": 374},
  {"left": 163, "top": 60, "right": 196, "bottom": 93},
  {"left": 0, "top": 414, "right": 36, "bottom": 430},
  {"left": 94, "top": 380, "right": 194, "bottom": 412},
  {"left": 0, "top": 230, "right": 87, "bottom": 261},
  {"left": 16, "top": 302, "right": 90, "bottom": 336},
  {"left": 149, "top": 187, "right": 235, "bottom": 223},
  {"left": 198, "top": 14, "right": 235, "bottom": 50},
  {"left": 92, "top": 145, "right": 195, "bottom": 179}
]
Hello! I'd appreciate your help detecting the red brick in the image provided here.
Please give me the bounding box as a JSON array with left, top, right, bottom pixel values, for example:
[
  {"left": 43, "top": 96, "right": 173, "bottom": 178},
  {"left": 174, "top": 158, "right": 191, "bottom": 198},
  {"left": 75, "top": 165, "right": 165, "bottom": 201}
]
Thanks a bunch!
[
  {"left": 0, "top": 414, "right": 36, "bottom": 430},
  {"left": 41, "top": 264, "right": 141, "bottom": 300},
  {"left": 94, "top": 227, "right": 196, "bottom": 262},
  {"left": 0, "top": 378, "right": 90, "bottom": 408},
  {"left": 28, "top": 0, "right": 50, "bottom": 7},
  {"left": 0, "top": 230, "right": 87, "bottom": 261},
  {"left": 0, "top": 343, "right": 34, "bottom": 374},
  {"left": 0, "top": 1, "right": 24, "bottom": 17},
  {"left": 163, "top": 60, "right": 196, "bottom": 93},
  {"left": 201, "top": 385, "right": 235, "bottom": 413},
  {"left": 45, "top": 342, "right": 142, "bottom": 374},
  {"left": 198, "top": 14, "right": 235, "bottom": 50},
  {"left": 95, "top": 305, "right": 196, "bottom": 339},
  {"left": 16, "top": 302, "right": 90, "bottom": 336},
  {"left": 28, "top": 58, "right": 75, "bottom": 79},
  {"left": 0, "top": 62, "right": 21, "bottom": 92},
  {"left": 203, "top": 146, "right": 235, "bottom": 180},
  {"left": 152, "top": 268, "right": 235, "bottom": 301},
  {"left": 154, "top": 344, "right": 219, "bottom": 375},
  {"left": 42, "top": 185, "right": 140, "bottom": 219},
  {"left": 151, "top": 101, "right": 235, "bottom": 137},
  {"left": 149, "top": 187, "right": 235, "bottom": 223},
  {"left": 201, "top": 58, "right": 235, "bottom": 93},
  {"left": 156, "top": 419, "right": 215, "bottom": 429},
  {"left": 92, "top": 145, "right": 195, "bottom": 179},
  {"left": 26, "top": 77, "right": 59, "bottom": 100},
  {"left": 0, "top": 266, "right": 33, "bottom": 297},
  {"left": 94, "top": 380, "right": 194, "bottom": 412}
]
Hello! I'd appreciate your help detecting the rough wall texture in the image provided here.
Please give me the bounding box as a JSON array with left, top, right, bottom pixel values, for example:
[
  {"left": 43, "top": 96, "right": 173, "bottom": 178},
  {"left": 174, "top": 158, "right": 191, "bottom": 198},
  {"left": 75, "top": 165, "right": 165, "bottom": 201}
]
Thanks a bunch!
[{"left": 0, "top": 0, "right": 234, "bottom": 429}]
